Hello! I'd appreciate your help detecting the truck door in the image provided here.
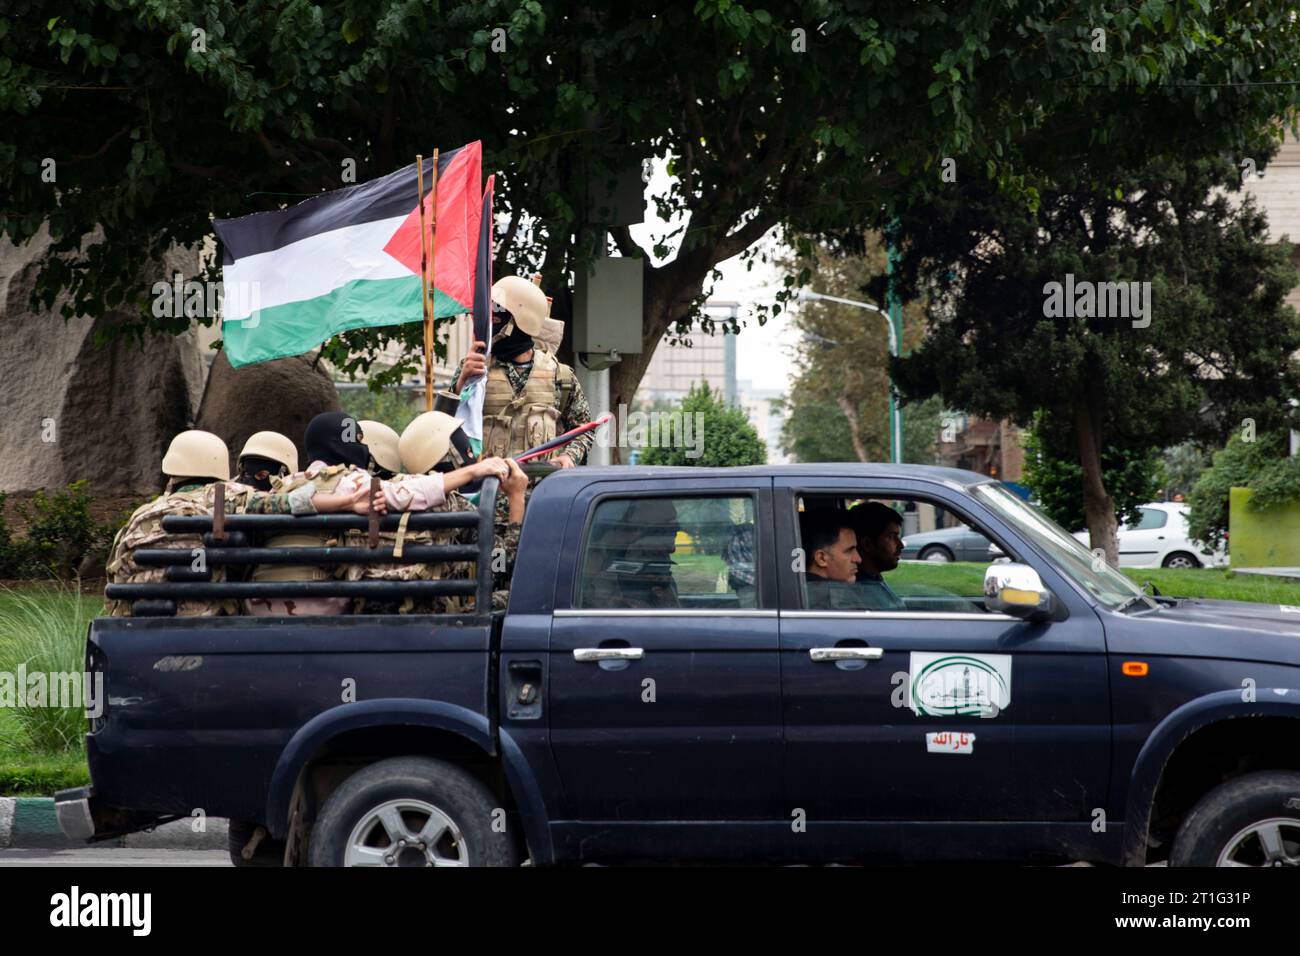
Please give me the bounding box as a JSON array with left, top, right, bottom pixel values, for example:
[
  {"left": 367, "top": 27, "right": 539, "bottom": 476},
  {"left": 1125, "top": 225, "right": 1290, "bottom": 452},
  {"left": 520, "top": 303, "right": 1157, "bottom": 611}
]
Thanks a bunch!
[
  {"left": 547, "top": 478, "right": 782, "bottom": 822},
  {"left": 775, "top": 479, "right": 1111, "bottom": 843}
]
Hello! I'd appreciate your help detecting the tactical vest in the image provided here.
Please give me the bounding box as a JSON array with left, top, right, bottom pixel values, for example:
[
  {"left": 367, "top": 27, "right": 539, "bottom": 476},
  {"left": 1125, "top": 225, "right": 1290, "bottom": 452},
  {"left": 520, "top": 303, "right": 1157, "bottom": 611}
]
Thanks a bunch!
[
  {"left": 481, "top": 349, "right": 575, "bottom": 459},
  {"left": 105, "top": 482, "right": 257, "bottom": 617}
]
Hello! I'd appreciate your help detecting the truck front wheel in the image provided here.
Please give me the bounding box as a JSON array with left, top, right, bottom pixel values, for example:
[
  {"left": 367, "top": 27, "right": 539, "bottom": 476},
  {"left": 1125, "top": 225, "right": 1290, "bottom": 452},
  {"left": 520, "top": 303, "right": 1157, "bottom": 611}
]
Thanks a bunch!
[
  {"left": 1170, "top": 770, "right": 1300, "bottom": 867},
  {"left": 307, "top": 756, "right": 519, "bottom": 868}
]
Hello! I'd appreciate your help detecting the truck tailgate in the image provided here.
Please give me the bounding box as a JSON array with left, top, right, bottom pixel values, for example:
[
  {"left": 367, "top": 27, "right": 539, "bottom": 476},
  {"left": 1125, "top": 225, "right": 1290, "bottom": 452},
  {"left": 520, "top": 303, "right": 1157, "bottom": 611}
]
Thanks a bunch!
[{"left": 84, "top": 614, "right": 494, "bottom": 824}]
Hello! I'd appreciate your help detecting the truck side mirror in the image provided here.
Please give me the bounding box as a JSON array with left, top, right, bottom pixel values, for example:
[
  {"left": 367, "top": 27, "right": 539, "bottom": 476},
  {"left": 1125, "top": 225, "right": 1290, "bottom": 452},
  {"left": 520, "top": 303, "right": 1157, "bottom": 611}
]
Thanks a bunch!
[{"left": 984, "top": 563, "right": 1055, "bottom": 622}]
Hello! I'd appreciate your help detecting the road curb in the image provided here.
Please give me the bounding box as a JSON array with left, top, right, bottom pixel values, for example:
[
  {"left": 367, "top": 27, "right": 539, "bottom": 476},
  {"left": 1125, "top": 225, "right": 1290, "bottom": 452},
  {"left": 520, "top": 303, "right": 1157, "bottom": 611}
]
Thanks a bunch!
[{"left": 0, "top": 797, "right": 227, "bottom": 850}]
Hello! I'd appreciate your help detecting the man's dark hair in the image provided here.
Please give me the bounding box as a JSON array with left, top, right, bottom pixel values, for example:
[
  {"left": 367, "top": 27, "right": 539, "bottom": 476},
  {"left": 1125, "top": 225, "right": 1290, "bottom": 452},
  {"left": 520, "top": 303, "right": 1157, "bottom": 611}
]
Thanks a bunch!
[
  {"left": 801, "top": 513, "right": 855, "bottom": 557},
  {"left": 849, "top": 502, "right": 903, "bottom": 538}
]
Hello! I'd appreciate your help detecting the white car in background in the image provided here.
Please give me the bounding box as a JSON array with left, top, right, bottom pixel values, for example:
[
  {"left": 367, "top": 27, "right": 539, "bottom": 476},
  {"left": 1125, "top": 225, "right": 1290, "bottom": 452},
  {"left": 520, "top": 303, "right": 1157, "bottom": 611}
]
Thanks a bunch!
[{"left": 1071, "top": 502, "right": 1226, "bottom": 569}]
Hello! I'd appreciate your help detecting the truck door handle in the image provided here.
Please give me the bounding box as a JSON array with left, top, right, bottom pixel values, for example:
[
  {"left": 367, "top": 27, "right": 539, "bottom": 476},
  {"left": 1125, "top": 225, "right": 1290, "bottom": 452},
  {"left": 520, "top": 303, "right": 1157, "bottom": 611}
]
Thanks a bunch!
[
  {"left": 574, "top": 648, "right": 645, "bottom": 662},
  {"left": 810, "top": 647, "right": 883, "bottom": 662}
]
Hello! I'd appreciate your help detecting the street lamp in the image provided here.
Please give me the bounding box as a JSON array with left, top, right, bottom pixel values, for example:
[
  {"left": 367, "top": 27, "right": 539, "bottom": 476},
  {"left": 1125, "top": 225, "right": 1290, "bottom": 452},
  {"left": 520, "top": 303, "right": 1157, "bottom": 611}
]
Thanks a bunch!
[{"left": 797, "top": 288, "right": 902, "bottom": 464}]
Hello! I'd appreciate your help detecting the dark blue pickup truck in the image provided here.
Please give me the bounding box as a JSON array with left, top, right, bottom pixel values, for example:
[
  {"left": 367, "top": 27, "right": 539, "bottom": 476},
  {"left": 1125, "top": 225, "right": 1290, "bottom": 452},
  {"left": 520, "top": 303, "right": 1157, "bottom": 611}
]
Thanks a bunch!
[{"left": 57, "top": 465, "right": 1300, "bottom": 867}]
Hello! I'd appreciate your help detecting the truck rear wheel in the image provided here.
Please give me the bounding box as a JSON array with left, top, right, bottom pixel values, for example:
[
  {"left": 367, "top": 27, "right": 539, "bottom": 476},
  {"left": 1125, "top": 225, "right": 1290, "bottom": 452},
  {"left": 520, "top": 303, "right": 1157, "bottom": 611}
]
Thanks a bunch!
[
  {"left": 307, "top": 756, "right": 518, "bottom": 868},
  {"left": 1169, "top": 770, "right": 1300, "bottom": 867}
]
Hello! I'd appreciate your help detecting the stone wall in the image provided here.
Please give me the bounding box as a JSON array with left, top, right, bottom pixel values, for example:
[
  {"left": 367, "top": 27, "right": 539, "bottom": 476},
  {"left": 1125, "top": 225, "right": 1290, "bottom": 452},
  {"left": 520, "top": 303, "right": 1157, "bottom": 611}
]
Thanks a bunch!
[{"left": 0, "top": 230, "right": 208, "bottom": 495}]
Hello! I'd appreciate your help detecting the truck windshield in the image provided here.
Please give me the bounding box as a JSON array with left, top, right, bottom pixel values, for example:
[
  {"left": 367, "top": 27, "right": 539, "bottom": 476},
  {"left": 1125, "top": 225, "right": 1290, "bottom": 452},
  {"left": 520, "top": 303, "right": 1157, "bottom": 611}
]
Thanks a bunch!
[{"left": 972, "top": 482, "right": 1152, "bottom": 612}]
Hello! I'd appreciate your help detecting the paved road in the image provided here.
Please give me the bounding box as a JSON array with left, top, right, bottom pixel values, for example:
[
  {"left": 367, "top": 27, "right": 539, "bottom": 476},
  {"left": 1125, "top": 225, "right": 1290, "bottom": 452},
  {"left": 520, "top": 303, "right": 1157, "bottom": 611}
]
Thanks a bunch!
[{"left": 0, "top": 848, "right": 229, "bottom": 866}]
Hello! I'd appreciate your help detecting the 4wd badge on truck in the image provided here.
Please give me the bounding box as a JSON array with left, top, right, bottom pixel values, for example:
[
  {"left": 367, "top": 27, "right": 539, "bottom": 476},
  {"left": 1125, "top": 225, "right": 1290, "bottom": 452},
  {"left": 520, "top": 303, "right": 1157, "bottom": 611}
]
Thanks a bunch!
[{"left": 909, "top": 653, "right": 1012, "bottom": 718}]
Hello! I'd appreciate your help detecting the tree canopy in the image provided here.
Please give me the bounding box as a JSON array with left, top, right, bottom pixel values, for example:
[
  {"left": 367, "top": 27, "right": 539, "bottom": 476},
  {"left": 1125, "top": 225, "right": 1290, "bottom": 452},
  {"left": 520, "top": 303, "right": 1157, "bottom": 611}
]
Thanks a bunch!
[
  {"left": 886, "top": 145, "right": 1300, "bottom": 559},
  {"left": 8, "top": 1, "right": 1300, "bottom": 410},
  {"left": 1187, "top": 430, "right": 1300, "bottom": 548},
  {"left": 779, "top": 232, "right": 939, "bottom": 463},
  {"left": 639, "top": 382, "right": 766, "bottom": 467}
]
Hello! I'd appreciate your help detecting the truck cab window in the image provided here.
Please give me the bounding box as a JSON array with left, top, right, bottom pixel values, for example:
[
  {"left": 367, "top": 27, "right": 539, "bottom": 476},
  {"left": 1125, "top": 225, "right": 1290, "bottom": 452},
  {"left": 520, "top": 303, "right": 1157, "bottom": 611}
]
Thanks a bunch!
[
  {"left": 796, "top": 495, "right": 1006, "bottom": 614},
  {"left": 577, "top": 496, "right": 758, "bottom": 609}
]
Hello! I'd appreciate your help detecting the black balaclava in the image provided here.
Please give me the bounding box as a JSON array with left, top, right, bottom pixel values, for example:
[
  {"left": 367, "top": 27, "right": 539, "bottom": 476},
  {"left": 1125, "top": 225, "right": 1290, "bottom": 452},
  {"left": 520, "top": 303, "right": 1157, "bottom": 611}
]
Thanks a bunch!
[
  {"left": 237, "top": 455, "right": 286, "bottom": 491},
  {"left": 491, "top": 311, "right": 535, "bottom": 362},
  {"left": 368, "top": 456, "right": 396, "bottom": 481},
  {"left": 305, "top": 412, "right": 370, "bottom": 470},
  {"left": 434, "top": 427, "right": 483, "bottom": 493},
  {"left": 433, "top": 427, "right": 479, "bottom": 474}
]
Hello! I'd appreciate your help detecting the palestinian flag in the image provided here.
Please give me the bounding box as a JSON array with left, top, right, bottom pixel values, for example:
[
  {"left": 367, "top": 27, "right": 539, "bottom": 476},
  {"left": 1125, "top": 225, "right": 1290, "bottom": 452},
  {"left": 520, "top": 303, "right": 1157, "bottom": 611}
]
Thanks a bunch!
[
  {"left": 456, "top": 174, "right": 495, "bottom": 447},
  {"left": 215, "top": 142, "right": 483, "bottom": 367}
]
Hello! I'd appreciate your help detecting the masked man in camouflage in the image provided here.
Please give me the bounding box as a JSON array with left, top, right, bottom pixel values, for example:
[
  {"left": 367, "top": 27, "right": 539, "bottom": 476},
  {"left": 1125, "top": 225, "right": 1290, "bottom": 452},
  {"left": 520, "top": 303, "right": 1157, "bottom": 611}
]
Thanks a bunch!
[
  {"left": 450, "top": 275, "right": 594, "bottom": 467},
  {"left": 246, "top": 411, "right": 513, "bottom": 616},
  {"left": 106, "top": 430, "right": 374, "bottom": 617},
  {"left": 358, "top": 419, "right": 402, "bottom": 479},
  {"left": 235, "top": 431, "right": 298, "bottom": 491},
  {"left": 383, "top": 411, "right": 529, "bottom": 612}
]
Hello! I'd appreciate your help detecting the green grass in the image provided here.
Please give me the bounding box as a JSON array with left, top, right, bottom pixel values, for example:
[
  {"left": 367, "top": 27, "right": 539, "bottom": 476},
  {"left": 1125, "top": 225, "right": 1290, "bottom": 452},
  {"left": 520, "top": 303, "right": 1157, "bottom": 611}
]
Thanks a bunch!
[
  {"left": 672, "top": 553, "right": 728, "bottom": 592},
  {"left": 0, "top": 751, "right": 90, "bottom": 795},
  {"left": 892, "top": 561, "right": 1300, "bottom": 604},
  {"left": 0, "top": 583, "right": 104, "bottom": 761},
  {"left": 891, "top": 561, "right": 988, "bottom": 595},
  {"left": 1120, "top": 567, "right": 1300, "bottom": 604}
]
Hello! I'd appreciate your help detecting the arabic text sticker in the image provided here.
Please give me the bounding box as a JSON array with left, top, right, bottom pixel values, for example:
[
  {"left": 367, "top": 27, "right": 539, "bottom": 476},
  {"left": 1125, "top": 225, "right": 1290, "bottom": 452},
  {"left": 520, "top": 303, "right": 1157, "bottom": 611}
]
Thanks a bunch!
[{"left": 925, "top": 732, "right": 975, "bottom": 754}]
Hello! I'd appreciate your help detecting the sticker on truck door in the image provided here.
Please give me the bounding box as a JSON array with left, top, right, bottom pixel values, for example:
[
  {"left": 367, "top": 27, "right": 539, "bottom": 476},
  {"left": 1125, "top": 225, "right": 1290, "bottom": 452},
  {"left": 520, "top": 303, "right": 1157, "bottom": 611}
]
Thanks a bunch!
[
  {"left": 925, "top": 731, "right": 975, "bottom": 753},
  {"left": 909, "top": 653, "right": 1012, "bottom": 718}
]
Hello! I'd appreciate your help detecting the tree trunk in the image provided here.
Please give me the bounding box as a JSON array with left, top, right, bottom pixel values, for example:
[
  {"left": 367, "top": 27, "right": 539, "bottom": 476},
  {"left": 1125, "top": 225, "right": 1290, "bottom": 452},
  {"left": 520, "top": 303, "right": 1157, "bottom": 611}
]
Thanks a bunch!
[
  {"left": 1074, "top": 402, "right": 1119, "bottom": 566},
  {"left": 835, "top": 389, "right": 871, "bottom": 462}
]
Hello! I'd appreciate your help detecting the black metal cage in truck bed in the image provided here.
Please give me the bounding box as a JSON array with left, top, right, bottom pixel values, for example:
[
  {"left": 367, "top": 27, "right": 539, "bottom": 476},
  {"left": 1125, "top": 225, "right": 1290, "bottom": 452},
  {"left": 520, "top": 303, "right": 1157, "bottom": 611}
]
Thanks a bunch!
[{"left": 103, "top": 478, "right": 500, "bottom": 619}]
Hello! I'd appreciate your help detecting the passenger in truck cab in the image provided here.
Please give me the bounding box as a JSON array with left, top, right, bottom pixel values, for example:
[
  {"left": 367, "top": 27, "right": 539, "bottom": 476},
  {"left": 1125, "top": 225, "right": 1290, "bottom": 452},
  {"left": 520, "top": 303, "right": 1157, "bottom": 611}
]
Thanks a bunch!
[
  {"left": 848, "top": 502, "right": 907, "bottom": 611},
  {"left": 799, "top": 512, "right": 868, "bottom": 611}
]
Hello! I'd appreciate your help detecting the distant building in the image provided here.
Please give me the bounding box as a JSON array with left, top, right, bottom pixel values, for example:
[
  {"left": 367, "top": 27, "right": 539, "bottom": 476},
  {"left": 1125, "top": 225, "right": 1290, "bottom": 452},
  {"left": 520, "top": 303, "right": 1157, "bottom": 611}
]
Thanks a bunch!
[
  {"left": 634, "top": 305, "right": 789, "bottom": 462},
  {"left": 736, "top": 381, "right": 789, "bottom": 465},
  {"left": 637, "top": 311, "right": 737, "bottom": 405},
  {"left": 1242, "top": 129, "right": 1300, "bottom": 315},
  {"left": 935, "top": 413, "right": 1024, "bottom": 483}
]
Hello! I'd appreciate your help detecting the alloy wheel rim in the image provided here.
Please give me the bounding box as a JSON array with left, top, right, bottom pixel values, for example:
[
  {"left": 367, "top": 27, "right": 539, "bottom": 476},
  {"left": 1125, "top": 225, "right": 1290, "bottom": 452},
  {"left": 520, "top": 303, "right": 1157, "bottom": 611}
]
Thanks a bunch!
[
  {"left": 1215, "top": 817, "right": 1300, "bottom": 867},
  {"left": 343, "top": 798, "right": 469, "bottom": 867}
]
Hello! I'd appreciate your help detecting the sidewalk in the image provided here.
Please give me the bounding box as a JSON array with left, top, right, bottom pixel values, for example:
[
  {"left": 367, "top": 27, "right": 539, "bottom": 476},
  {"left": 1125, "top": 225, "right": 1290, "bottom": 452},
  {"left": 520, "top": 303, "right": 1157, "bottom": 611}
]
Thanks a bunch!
[{"left": 0, "top": 797, "right": 226, "bottom": 850}]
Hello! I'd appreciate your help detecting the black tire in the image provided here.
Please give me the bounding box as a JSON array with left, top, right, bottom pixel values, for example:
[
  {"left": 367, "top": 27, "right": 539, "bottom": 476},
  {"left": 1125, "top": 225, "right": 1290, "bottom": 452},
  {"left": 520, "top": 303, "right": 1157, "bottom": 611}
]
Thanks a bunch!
[
  {"left": 227, "top": 820, "right": 285, "bottom": 867},
  {"left": 919, "top": 545, "right": 954, "bottom": 563},
  {"left": 307, "top": 756, "right": 519, "bottom": 868},
  {"left": 1169, "top": 770, "right": 1300, "bottom": 867},
  {"left": 1162, "top": 551, "right": 1200, "bottom": 569}
]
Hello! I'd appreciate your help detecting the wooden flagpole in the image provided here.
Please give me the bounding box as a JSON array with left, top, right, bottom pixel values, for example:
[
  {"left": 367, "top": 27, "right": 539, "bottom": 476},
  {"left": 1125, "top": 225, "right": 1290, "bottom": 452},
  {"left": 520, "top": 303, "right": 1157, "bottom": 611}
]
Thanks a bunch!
[
  {"left": 422, "top": 150, "right": 440, "bottom": 411},
  {"left": 416, "top": 155, "right": 431, "bottom": 411}
]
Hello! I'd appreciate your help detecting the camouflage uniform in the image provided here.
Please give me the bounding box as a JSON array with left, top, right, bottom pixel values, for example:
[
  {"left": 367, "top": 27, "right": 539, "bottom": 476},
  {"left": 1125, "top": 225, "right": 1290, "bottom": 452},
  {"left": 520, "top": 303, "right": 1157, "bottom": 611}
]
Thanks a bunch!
[
  {"left": 244, "top": 464, "right": 357, "bottom": 616},
  {"left": 490, "top": 492, "right": 523, "bottom": 610},
  {"left": 348, "top": 488, "right": 524, "bottom": 614},
  {"left": 450, "top": 348, "right": 594, "bottom": 463},
  {"left": 105, "top": 481, "right": 284, "bottom": 617},
  {"left": 345, "top": 488, "right": 478, "bottom": 615}
]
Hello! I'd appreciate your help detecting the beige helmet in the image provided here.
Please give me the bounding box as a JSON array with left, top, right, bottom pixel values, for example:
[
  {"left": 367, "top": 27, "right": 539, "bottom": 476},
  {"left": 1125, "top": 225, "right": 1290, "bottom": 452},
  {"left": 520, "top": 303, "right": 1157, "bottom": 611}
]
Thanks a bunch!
[
  {"left": 161, "top": 430, "right": 231, "bottom": 481},
  {"left": 358, "top": 420, "right": 402, "bottom": 474},
  {"left": 237, "top": 431, "right": 298, "bottom": 475},
  {"left": 491, "top": 275, "right": 548, "bottom": 336},
  {"left": 399, "top": 411, "right": 466, "bottom": 474}
]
